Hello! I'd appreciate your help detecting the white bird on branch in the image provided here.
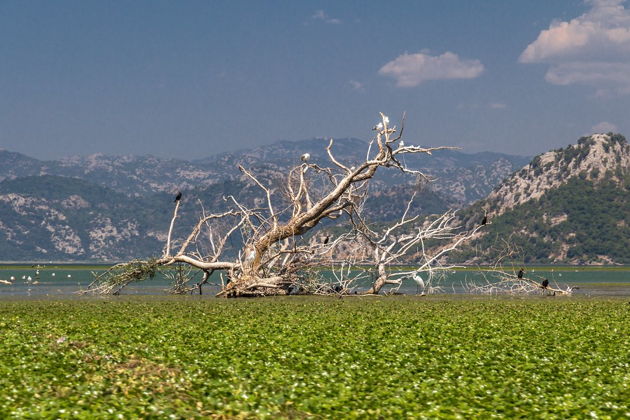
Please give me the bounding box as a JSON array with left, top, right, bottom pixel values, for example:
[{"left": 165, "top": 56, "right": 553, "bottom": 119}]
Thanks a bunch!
[
  {"left": 245, "top": 249, "right": 256, "bottom": 263},
  {"left": 373, "top": 115, "right": 390, "bottom": 129},
  {"left": 412, "top": 272, "right": 425, "bottom": 294},
  {"left": 301, "top": 153, "right": 310, "bottom": 162}
]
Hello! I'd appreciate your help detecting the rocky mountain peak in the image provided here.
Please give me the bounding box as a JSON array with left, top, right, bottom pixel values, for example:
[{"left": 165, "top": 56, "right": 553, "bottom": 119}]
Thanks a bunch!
[{"left": 485, "top": 133, "right": 629, "bottom": 216}]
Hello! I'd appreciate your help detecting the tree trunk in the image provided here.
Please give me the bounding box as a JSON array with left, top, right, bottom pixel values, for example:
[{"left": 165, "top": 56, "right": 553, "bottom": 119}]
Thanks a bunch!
[{"left": 363, "top": 263, "right": 388, "bottom": 295}]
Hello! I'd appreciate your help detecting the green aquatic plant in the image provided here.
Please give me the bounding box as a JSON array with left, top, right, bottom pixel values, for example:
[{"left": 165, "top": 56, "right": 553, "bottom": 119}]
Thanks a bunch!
[{"left": 0, "top": 297, "right": 627, "bottom": 418}]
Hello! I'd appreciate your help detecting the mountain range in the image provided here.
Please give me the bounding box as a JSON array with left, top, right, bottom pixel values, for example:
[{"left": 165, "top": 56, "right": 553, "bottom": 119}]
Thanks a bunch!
[
  {"left": 0, "top": 138, "right": 528, "bottom": 262},
  {"left": 0, "top": 138, "right": 529, "bottom": 203},
  {"left": 1, "top": 134, "right": 628, "bottom": 264}
]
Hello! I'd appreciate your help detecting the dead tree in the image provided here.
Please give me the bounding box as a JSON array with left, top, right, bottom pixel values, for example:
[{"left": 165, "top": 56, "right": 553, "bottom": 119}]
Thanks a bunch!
[
  {"left": 83, "top": 113, "right": 467, "bottom": 297},
  {"left": 465, "top": 268, "right": 573, "bottom": 295},
  {"left": 323, "top": 192, "right": 484, "bottom": 295},
  {"left": 451, "top": 238, "right": 572, "bottom": 295}
]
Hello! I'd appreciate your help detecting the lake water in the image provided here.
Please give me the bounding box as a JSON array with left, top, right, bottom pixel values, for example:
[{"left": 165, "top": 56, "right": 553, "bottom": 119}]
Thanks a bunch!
[{"left": 0, "top": 265, "right": 629, "bottom": 297}]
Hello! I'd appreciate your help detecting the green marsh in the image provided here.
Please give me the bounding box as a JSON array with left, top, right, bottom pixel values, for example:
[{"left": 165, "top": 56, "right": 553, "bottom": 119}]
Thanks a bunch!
[{"left": 0, "top": 296, "right": 628, "bottom": 418}]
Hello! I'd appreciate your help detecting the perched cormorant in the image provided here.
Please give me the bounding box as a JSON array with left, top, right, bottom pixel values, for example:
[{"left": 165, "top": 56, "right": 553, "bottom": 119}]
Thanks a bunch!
[
  {"left": 323, "top": 236, "right": 330, "bottom": 245},
  {"left": 517, "top": 268, "right": 524, "bottom": 279},
  {"left": 481, "top": 215, "right": 488, "bottom": 226},
  {"left": 542, "top": 278, "right": 549, "bottom": 289},
  {"left": 174, "top": 191, "right": 182, "bottom": 202}
]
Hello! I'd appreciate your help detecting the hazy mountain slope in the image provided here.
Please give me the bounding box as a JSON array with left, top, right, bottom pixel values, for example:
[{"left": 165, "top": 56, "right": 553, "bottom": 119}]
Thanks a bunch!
[
  {"left": 0, "top": 176, "right": 172, "bottom": 261},
  {"left": 456, "top": 133, "right": 630, "bottom": 264},
  {"left": 199, "top": 138, "right": 529, "bottom": 205},
  {"left": 0, "top": 149, "right": 44, "bottom": 179},
  {"left": 0, "top": 175, "right": 286, "bottom": 261},
  {"left": 0, "top": 139, "right": 529, "bottom": 204}
]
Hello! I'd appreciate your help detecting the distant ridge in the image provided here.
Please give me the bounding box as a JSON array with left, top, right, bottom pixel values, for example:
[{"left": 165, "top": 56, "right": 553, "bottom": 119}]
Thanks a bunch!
[
  {"left": 0, "top": 138, "right": 530, "bottom": 261},
  {"left": 0, "top": 137, "right": 529, "bottom": 203}
]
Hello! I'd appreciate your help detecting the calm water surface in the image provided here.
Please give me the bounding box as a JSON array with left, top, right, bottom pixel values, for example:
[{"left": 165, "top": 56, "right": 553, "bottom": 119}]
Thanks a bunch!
[{"left": 0, "top": 265, "right": 629, "bottom": 297}]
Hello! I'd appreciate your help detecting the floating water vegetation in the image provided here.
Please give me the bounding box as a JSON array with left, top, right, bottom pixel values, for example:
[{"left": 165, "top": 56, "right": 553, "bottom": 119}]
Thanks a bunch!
[{"left": 0, "top": 296, "right": 628, "bottom": 418}]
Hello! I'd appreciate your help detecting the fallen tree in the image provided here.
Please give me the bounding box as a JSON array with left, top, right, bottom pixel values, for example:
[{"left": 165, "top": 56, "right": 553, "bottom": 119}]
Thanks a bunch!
[{"left": 83, "top": 113, "right": 482, "bottom": 297}]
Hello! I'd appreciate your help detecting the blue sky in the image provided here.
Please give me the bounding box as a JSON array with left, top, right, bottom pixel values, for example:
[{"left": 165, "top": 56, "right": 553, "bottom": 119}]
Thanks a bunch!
[{"left": 1, "top": 0, "right": 629, "bottom": 159}]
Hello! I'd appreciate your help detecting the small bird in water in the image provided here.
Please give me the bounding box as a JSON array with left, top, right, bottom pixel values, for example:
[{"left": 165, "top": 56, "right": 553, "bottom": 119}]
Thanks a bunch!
[
  {"left": 517, "top": 269, "right": 524, "bottom": 279},
  {"left": 174, "top": 191, "right": 182, "bottom": 202},
  {"left": 541, "top": 278, "right": 549, "bottom": 289}
]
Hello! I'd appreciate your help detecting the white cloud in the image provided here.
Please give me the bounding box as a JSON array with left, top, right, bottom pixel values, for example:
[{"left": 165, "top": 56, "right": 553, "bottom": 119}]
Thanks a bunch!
[
  {"left": 544, "top": 61, "right": 630, "bottom": 92},
  {"left": 348, "top": 80, "right": 365, "bottom": 91},
  {"left": 520, "top": 0, "right": 630, "bottom": 94},
  {"left": 312, "top": 10, "right": 342, "bottom": 24},
  {"left": 378, "top": 52, "right": 484, "bottom": 87},
  {"left": 590, "top": 121, "right": 619, "bottom": 132},
  {"left": 489, "top": 102, "right": 507, "bottom": 109}
]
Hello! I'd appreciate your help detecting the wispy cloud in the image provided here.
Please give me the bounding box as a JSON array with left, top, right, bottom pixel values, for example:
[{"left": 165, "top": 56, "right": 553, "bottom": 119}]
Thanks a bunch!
[
  {"left": 489, "top": 102, "right": 507, "bottom": 109},
  {"left": 520, "top": 0, "right": 630, "bottom": 94},
  {"left": 312, "top": 10, "right": 342, "bottom": 24},
  {"left": 590, "top": 121, "right": 618, "bottom": 133},
  {"left": 348, "top": 80, "right": 365, "bottom": 91},
  {"left": 378, "top": 51, "right": 484, "bottom": 87},
  {"left": 457, "top": 102, "right": 508, "bottom": 111}
]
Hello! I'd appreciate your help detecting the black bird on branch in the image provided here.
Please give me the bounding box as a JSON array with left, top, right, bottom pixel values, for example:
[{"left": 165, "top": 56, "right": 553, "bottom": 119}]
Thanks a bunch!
[
  {"left": 541, "top": 278, "right": 549, "bottom": 289},
  {"left": 481, "top": 214, "right": 488, "bottom": 226},
  {"left": 517, "top": 268, "right": 524, "bottom": 279},
  {"left": 323, "top": 236, "right": 330, "bottom": 245},
  {"left": 174, "top": 191, "right": 182, "bottom": 203}
]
